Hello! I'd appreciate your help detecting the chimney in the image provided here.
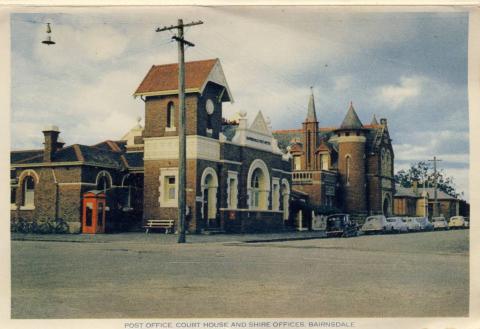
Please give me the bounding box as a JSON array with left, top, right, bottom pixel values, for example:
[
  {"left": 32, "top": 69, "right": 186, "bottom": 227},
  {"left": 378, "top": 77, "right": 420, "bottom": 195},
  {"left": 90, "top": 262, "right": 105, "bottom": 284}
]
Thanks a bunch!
[
  {"left": 380, "top": 118, "right": 387, "bottom": 127},
  {"left": 42, "top": 125, "right": 60, "bottom": 162},
  {"left": 412, "top": 180, "right": 418, "bottom": 195}
]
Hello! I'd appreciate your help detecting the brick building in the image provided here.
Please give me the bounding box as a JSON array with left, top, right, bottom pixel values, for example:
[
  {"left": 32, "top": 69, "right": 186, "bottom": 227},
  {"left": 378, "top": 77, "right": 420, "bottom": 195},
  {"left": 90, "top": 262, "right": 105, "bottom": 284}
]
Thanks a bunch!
[
  {"left": 273, "top": 91, "right": 396, "bottom": 218},
  {"left": 134, "top": 59, "right": 292, "bottom": 233},
  {"left": 10, "top": 125, "right": 144, "bottom": 233},
  {"left": 10, "top": 58, "right": 398, "bottom": 234}
]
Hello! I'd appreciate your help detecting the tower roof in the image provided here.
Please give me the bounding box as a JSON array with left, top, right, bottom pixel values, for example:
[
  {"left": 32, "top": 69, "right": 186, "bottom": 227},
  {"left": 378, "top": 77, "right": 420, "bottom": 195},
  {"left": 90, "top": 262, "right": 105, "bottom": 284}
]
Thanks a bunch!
[
  {"left": 340, "top": 102, "right": 363, "bottom": 129},
  {"left": 305, "top": 88, "right": 318, "bottom": 123},
  {"left": 134, "top": 58, "right": 233, "bottom": 102},
  {"left": 371, "top": 114, "right": 379, "bottom": 125}
]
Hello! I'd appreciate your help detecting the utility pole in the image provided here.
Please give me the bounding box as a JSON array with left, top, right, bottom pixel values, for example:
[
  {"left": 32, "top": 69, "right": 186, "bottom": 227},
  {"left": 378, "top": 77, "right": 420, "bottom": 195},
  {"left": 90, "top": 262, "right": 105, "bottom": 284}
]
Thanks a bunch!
[
  {"left": 156, "top": 19, "right": 203, "bottom": 243},
  {"left": 428, "top": 156, "right": 442, "bottom": 217}
]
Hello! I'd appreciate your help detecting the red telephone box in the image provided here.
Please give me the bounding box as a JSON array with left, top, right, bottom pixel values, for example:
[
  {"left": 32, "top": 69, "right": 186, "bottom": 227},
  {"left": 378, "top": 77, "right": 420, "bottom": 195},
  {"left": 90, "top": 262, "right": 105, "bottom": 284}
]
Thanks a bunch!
[{"left": 82, "top": 191, "right": 106, "bottom": 234}]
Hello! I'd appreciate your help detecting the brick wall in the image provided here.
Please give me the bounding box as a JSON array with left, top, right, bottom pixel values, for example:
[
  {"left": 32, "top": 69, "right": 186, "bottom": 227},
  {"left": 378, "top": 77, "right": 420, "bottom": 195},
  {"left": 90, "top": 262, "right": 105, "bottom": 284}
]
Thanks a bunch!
[{"left": 338, "top": 136, "right": 367, "bottom": 214}]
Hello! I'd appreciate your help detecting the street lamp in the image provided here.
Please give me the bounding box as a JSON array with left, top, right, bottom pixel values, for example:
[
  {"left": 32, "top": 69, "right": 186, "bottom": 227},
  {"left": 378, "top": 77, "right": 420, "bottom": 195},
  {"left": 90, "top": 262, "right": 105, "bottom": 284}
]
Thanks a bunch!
[{"left": 41, "top": 23, "right": 55, "bottom": 45}]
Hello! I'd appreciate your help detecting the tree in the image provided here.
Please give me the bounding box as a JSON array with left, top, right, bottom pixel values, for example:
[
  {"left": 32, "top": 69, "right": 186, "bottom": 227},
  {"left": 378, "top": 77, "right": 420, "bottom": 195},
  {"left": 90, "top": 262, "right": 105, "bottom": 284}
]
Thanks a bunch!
[{"left": 395, "top": 161, "right": 460, "bottom": 198}]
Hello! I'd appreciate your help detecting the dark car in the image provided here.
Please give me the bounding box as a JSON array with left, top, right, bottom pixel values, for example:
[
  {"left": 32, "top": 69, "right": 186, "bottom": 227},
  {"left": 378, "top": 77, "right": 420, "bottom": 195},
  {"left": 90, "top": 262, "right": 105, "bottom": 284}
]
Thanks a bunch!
[{"left": 326, "top": 214, "right": 358, "bottom": 238}]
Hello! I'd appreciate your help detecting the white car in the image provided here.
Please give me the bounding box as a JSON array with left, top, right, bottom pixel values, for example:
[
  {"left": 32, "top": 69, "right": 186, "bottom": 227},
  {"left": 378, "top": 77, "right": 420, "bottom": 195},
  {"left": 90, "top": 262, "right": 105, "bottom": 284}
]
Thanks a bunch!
[
  {"left": 386, "top": 217, "right": 409, "bottom": 233},
  {"left": 432, "top": 217, "right": 449, "bottom": 230},
  {"left": 361, "top": 215, "right": 389, "bottom": 234},
  {"left": 402, "top": 217, "right": 421, "bottom": 232},
  {"left": 415, "top": 217, "right": 434, "bottom": 231},
  {"left": 449, "top": 216, "right": 466, "bottom": 229}
]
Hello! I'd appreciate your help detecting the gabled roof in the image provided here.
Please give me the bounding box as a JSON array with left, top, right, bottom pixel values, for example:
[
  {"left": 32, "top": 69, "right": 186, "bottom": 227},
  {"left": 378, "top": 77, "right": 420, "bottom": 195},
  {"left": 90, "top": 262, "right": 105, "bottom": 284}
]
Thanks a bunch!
[
  {"left": 339, "top": 102, "right": 363, "bottom": 130},
  {"left": 371, "top": 114, "right": 379, "bottom": 125},
  {"left": 134, "top": 58, "right": 233, "bottom": 102},
  {"left": 11, "top": 140, "right": 134, "bottom": 170},
  {"left": 249, "top": 111, "right": 271, "bottom": 136}
]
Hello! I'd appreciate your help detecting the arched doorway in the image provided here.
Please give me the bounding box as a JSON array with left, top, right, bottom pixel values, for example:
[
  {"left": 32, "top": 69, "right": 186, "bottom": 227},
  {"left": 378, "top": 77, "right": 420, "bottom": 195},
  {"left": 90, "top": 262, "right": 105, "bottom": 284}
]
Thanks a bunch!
[
  {"left": 383, "top": 194, "right": 391, "bottom": 217},
  {"left": 201, "top": 167, "right": 219, "bottom": 228}
]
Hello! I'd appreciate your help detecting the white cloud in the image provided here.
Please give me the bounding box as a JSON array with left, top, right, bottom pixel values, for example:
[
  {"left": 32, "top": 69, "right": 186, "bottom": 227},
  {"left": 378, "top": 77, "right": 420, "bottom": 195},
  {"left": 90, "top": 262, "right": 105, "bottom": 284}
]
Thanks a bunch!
[
  {"left": 333, "top": 75, "right": 353, "bottom": 91},
  {"left": 376, "top": 76, "right": 422, "bottom": 109}
]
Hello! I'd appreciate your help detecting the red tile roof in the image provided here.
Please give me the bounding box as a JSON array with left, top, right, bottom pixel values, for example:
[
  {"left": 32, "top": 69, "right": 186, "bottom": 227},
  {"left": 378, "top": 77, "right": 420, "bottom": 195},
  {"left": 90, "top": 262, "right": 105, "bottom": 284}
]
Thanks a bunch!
[{"left": 134, "top": 59, "right": 218, "bottom": 96}]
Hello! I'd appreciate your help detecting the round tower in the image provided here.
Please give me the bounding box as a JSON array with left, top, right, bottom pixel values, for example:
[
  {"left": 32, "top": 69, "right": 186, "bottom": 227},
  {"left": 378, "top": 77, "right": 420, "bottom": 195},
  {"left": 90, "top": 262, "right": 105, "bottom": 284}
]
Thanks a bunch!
[{"left": 335, "top": 102, "right": 367, "bottom": 215}]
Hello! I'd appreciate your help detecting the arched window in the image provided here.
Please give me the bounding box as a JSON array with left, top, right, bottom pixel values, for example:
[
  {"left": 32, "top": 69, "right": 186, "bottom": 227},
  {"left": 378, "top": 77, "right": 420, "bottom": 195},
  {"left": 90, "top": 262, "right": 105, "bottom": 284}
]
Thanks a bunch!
[
  {"left": 247, "top": 159, "right": 271, "bottom": 210},
  {"left": 166, "top": 102, "right": 175, "bottom": 129},
  {"left": 345, "top": 155, "right": 351, "bottom": 185},
  {"left": 251, "top": 169, "right": 262, "bottom": 209},
  {"left": 96, "top": 171, "right": 112, "bottom": 192},
  {"left": 22, "top": 176, "right": 35, "bottom": 207}
]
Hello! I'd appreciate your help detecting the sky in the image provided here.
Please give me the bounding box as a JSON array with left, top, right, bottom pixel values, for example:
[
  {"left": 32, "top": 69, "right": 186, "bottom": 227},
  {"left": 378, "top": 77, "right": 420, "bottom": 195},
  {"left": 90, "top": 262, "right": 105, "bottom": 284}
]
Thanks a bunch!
[{"left": 10, "top": 7, "right": 469, "bottom": 200}]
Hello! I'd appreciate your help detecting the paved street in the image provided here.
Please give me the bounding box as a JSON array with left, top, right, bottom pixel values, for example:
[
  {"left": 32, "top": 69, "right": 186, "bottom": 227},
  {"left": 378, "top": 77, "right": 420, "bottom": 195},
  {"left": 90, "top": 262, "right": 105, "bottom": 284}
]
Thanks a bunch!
[{"left": 11, "top": 230, "right": 468, "bottom": 318}]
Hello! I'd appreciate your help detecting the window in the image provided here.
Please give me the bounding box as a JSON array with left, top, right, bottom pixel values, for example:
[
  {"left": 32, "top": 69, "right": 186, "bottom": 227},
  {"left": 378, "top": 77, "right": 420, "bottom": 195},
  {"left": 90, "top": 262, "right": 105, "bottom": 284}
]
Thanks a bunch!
[
  {"left": 227, "top": 171, "right": 238, "bottom": 209},
  {"left": 294, "top": 156, "right": 301, "bottom": 170},
  {"left": 247, "top": 159, "right": 270, "bottom": 210},
  {"left": 306, "top": 131, "right": 311, "bottom": 167},
  {"left": 22, "top": 176, "right": 35, "bottom": 207},
  {"left": 252, "top": 169, "right": 261, "bottom": 209},
  {"left": 272, "top": 179, "right": 280, "bottom": 211},
  {"left": 281, "top": 179, "right": 290, "bottom": 220},
  {"left": 97, "top": 175, "right": 110, "bottom": 192},
  {"left": 166, "top": 102, "right": 175, "bottom": 129},
  {"left": 166, "top": 176, "right": 176, "bottom": 200},
  {"left": 159, "top": 168, "right": 178, "bottom": 207},
  {"left": 345, "top": 155, "right": 351, "bottom": 185},
  {"left": 320, "top": 154, "right": 329, "bottom": 170},
  {"left": 11, "top": 188, "right": 16, "bottom": 205}
]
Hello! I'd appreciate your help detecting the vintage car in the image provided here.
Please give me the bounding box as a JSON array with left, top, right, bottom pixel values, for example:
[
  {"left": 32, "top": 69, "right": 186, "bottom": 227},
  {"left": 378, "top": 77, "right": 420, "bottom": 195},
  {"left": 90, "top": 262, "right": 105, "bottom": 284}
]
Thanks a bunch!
[
  {"left": 449, "top": 216, "right": 466, "bottom": 229},
  {"left": 386, "top": 217, "right": 409, "bottom": 233},
  {"left": 415, "top": 217, "right": 434, "bottom": 231},
  {"left": 326, "top": 214, "right": 358, "bottom": 238},
  {"left": 361, "top": 215, "right": 389, "bottom": 234},
  {"left": 402, "top": 217, "right": 422, "bottom": 232},
  {"left": 432, "top": 216, "right": 449, "bottom": 230}
]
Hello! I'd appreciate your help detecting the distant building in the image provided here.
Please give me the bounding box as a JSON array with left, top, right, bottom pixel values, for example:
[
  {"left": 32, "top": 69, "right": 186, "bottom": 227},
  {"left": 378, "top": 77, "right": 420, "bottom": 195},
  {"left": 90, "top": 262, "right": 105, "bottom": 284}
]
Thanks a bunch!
[
  {"left": 273, "top": 91, "right": 395, "bottom": 218},
  {"left": 393, "top": 183, "right": 467, "bottom": 219}
]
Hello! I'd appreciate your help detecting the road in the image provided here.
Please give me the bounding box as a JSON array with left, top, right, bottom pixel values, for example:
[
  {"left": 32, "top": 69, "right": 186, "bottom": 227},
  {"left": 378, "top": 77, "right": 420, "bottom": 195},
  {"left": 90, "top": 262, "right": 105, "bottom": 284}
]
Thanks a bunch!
[{"left": 11, "top": 230, "right": 469, "bottom": 318}]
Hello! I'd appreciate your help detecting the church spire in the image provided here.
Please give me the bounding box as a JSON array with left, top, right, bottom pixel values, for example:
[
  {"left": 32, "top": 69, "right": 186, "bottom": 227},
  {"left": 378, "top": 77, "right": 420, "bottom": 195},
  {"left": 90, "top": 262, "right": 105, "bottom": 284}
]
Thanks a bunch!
[
  {"left": 371, "top": 114, "right": 379, "bottom": 125},
  {"left": 305, "top": 86, "right": 318, "bottom": 123}
]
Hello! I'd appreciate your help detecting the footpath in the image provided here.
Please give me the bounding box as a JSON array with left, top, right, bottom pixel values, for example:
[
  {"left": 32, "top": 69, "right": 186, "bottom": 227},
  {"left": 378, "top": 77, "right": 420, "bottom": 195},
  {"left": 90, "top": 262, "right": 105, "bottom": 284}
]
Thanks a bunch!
[{"left": 11, "top": 230, "right": 327, "bottom": 245}]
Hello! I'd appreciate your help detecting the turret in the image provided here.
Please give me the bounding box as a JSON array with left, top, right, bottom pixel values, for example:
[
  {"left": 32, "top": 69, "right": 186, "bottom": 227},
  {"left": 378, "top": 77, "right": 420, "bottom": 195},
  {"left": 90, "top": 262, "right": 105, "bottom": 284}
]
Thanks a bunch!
[{"left": 335, "top": 102, "right": 367, "bottom": 214}]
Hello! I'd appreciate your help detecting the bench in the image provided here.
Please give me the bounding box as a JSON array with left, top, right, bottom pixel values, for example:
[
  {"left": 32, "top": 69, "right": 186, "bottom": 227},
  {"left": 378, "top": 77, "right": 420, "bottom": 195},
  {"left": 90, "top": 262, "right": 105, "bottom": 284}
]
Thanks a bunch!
[{"left": 144, "top": 219, "right": 175, "bottom": 234}]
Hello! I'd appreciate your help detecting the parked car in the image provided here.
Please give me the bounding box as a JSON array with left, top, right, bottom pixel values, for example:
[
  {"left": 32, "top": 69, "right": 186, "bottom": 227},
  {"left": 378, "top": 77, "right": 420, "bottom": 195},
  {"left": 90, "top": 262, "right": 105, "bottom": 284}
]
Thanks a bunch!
[
  {"left": 432, "top": 216, "right": 449, "bottom": 230},
  {"left": 449, "top": 216, "right": 466, "bottom": 229},
  {"left": 386, "top": 217, "right": 409, "bottom": 233},
  {"left": 465, "top": 217, "right": 470, "bottom": 228},
  {"left": 361, "top": 215, "right": 389, "bottom": 234},
  {"left": 326, "top": 214, "right": 358, "bottom": 238},
  {"left": 402, "top": 217, "right": 421, "bottom": 232},
  {"left": 415, "top": 217, "right": 434, "bottom": 231}
]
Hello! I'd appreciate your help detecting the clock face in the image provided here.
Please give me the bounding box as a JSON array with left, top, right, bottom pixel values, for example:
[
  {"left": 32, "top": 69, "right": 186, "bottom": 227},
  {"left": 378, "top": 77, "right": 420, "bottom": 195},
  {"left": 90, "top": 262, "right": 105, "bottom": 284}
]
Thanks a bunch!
[{"left": 206, "top": 99, "right": 215, "bottom": 115}]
